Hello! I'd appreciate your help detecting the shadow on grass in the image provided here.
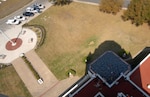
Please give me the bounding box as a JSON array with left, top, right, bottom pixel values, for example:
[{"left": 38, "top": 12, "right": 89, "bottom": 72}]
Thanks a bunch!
[
  {"left": 85, "top": 40, "right": 150, "bottom": 73},
  {"left": 85, "top": 40, "right": 132, "bottom": 74},
  {"left": 126, "top": 47, "right": 150, "bottom": 69},
  {"left": 0, "top": 94, "right": 8, "bottom": 97}
]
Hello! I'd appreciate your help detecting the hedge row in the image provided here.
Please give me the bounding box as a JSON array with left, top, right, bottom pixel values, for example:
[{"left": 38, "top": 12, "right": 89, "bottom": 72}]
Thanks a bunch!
[{"left": 21, "top": 55, "right": 41, "bottom": 80}]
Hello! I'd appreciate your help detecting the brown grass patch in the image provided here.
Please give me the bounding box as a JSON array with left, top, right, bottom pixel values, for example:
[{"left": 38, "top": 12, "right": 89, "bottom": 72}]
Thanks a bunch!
[
  {"left": 0, "top": 66, "right": 31, "bottom": 97},
  {"left": 29, "top": 2, "right": 150, "bottom": 79}
]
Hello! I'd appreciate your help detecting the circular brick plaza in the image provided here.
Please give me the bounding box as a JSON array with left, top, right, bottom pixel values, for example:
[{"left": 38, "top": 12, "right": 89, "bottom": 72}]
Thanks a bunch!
[{"left": 6, "top": 38, "right": 22, "bottom": 51}]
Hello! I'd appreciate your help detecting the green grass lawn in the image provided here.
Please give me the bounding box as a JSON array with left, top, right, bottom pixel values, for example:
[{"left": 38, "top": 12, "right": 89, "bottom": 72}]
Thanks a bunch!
[
  {"left": 0, "top": 0, "right": 32, "bottom": 19},
  {"left": 28, "top": 2, "right": 150, "bottom": 80},
  {"left": 0, "top": 66, "right": 31, "bottom": 97}
]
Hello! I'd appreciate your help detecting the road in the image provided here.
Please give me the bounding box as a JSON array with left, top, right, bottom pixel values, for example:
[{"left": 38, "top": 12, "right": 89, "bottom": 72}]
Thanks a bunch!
[
  {"left": 77, "top": 0, "right": 131, "bottom": 8},
  {"left": 0, "top": 0, "right": 131, "bottom": 31},
  {"left": 0, "top": 0, "right": 49, "bottom": 31}
]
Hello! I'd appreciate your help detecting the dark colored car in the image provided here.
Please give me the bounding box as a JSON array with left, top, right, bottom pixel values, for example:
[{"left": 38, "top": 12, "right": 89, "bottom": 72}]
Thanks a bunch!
[
  {"left": 33, "top": 3, "right": 45, "bottom": 9},
  {"left": 23, "top": 12, "right": 34, "bottom": 17}
]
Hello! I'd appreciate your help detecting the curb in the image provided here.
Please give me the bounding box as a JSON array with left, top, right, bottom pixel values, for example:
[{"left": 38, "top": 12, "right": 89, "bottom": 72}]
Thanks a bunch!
[{"left": 73, "top": 0, "right": 99, "bottom": 6}]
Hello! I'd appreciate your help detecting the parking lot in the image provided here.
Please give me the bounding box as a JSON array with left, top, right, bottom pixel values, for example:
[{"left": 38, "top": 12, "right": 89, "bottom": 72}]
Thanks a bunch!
[
  {"left": 5, "top": 3, "right": 45, "bottom": 25},
  {"left": 0, "top": 0, "right": 48, "bottom": 31}
]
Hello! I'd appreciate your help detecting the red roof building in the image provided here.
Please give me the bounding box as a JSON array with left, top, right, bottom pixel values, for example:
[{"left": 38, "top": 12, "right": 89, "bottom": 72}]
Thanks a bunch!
[
  {"left": 60, "top": 51, "right": 150, "bottom": 97},
  {"left": 128, "top": 54, "right": 150, "bottom": 97}
]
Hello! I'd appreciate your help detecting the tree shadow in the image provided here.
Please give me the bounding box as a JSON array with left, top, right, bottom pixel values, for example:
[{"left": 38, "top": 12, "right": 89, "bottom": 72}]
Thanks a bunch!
[
  {"left": 0, "top": 94, "right": 8, "bottom": 97},
  {"left": 85, "top": 40, "right": 132, "bottom": 74},
  {"left": 53, "top": 0, "right": 72, "bottom": 6}
]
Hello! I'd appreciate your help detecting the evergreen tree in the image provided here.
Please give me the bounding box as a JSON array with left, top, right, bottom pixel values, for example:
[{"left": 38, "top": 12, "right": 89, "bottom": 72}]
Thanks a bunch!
[
  {"left": 122, "top": 0, "right": 150, "bottom": 26},
  {"left": 99, "top": 0, "right": 123, "bottom": 15}
]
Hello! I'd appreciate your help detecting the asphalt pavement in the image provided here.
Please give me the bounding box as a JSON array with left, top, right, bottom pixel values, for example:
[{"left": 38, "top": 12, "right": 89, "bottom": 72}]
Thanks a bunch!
[
  {"left": 76, "top": 0, "right": 131, "bottom": 8},
  {"left": 0, "top": 0, "right": 49, "bottom": 31}
]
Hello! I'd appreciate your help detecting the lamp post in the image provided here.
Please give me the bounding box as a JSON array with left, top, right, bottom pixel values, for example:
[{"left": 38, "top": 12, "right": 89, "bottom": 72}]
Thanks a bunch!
[
  {"left": 14, "top": 26, "right": 23, "bottom": 43},
  {"left": 0, "top": 29, "right": 16, "bottom": 46}
]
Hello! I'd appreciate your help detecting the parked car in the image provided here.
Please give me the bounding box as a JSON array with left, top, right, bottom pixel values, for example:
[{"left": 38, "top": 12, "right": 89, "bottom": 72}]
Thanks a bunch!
[
  {"left": 33, "top": 3, "right": 45, "bottom": 9},
  {"left": 26, "top": 7, "right": 40, "bottom": 13},
  {"left": 14, "top": 15, "right": 26, "bottom": 21},
  {"left": 6, "top": 19, "right": 21, "bottom": 25},
  {"left": 23, "top": 12, "right": 34, "bottom": 17}
]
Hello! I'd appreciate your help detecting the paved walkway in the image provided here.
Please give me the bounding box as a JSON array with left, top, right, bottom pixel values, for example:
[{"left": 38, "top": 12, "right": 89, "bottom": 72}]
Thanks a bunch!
[
  {"left": 12, "top": 50, "right": 58, "bottom": 97},
  {"left": 40, "top": 76, "right": 80, "bottom": 97},
  {"left": 12, "top": 50, "right": 80, "bottom": 97}
]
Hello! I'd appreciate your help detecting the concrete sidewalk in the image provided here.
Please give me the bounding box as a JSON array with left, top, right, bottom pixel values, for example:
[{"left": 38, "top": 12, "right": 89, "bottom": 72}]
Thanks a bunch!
[
  {"left": 12, "top": 50, "right": 58, "bottom": 97},
  {"left": 13, "top": 50, "right": 80, "bottom": 97},
  {"left": 40, "top": 76, "right": 80, "bottom": 97}
]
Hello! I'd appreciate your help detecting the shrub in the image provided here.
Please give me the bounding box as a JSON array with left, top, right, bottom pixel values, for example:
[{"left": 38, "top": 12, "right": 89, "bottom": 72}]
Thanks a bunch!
[
  {"left": 66, "top": 69, "right": 76, "bottom": 77},
  {"left": 21, "top": 55, "right": 41, "bottom": 80}
]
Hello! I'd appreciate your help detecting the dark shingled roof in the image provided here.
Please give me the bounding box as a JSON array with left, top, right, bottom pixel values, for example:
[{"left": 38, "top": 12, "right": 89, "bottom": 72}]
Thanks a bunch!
[{"left": 90, "top": 51, "right": 130, "bottom": 85}]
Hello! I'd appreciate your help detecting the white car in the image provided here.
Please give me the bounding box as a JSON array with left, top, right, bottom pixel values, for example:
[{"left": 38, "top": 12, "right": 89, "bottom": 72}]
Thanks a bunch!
[
  {"left": 6, "top": 19, "right": 21, "bottom": 25},
  {"left": 14, "top": 15, "right": 26, "bottom": 21},
  {"left": 33, "top": 3, "right": 45, "bottom": 9},
  {"left": 26, "top": 7, "right": 40, "bottom": 13}
]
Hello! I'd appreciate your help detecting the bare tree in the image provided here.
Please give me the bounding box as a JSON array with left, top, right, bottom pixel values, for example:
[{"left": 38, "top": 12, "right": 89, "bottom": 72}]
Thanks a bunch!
[
  {"left": 99, "top": 0, "right": 123, "bottom": 15},
  {"left": 50, "top": 0, "right": 71, "bottom": 5}
]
